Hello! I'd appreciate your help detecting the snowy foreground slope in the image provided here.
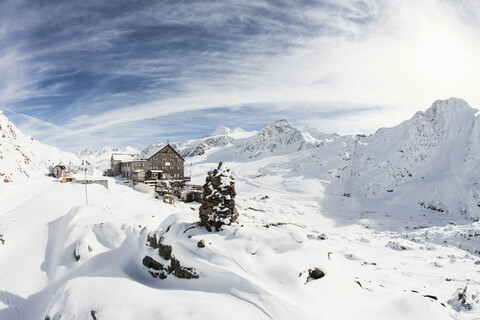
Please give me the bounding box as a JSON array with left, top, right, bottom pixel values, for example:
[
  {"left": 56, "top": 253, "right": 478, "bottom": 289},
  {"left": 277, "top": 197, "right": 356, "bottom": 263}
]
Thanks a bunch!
[
  {"left": 1, "top": 99, "right": 480, "bottom": 319},
  {"left": 0, "top": 109, "right": 79, "bottom": 184}
]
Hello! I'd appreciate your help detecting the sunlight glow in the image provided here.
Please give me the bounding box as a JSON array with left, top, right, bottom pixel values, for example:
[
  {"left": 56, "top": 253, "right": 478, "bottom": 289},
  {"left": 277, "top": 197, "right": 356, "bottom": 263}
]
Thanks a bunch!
[{"left": 417, "top": 31, "right": 467, "bottom": 80}]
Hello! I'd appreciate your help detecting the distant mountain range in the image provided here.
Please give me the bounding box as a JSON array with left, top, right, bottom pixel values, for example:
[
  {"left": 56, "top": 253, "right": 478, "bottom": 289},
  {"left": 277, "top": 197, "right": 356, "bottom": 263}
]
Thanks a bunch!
[
  {"left": 2, "top": 98, "right": 480, "bottom": 218},
  {"left": 76, "top": 146, "right": 139, "bottom": 171}
]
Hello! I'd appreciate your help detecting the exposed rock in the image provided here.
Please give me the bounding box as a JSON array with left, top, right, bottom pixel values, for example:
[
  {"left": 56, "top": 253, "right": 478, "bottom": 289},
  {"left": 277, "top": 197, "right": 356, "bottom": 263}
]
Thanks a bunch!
[
  {"left": 197, "top": 239, "right": 205, "bottom": 248},
  {"left": 309, "top": 268, "right": 325, "bottom": 280},
  {"left": 448, "top": 285, "right": 477, "bottom": 311},
  {"left": 199, "top": 162, "right": 238, "bottom": 231},
  {"left": 143, "top": 232, "right": 199, "bottom": 280},
  {"left": 74, "top": 248, "right": 80, "bottom": 262}
]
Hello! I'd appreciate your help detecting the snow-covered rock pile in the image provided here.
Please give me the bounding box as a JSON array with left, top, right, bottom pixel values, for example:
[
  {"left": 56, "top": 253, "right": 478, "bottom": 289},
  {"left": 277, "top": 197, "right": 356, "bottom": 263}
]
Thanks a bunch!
[
  {"left": 448, "top": 285, "right": 479, "bottom": 312},
  {"left": 199, "top": 162, "right": 238, "bottom": 231},
  {"left": 0, "top": 108, "right": 79, "bottom": 184}
]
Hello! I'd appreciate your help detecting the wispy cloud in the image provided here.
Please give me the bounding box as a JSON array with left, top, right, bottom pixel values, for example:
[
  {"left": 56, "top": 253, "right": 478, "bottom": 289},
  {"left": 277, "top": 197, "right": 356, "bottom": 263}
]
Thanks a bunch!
[{"left": 1, "top": 0, "right": 480, "bottom": 151}]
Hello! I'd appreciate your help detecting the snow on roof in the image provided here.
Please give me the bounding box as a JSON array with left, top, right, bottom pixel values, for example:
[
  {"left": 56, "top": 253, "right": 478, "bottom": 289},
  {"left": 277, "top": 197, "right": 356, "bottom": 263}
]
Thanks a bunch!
[
  {"left": 149, "top": 170, "right": 163, "bottom": 173},
  {"left": 137, "top": 144, "right": 184, "bottom": 161},
  {"left": 133, "top": 169, "right": 145, "bottom": 173},
  {"left": 140, "top": 143, "right": 164, "bottom": 160}
]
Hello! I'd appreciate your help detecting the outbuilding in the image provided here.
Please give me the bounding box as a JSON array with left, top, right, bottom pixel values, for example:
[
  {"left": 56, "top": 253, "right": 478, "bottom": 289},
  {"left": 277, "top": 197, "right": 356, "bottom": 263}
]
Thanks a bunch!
[
  {"left": 132, "top": 170, "right": 145, "bottom": 184},
  {"left": 53, "top": 165, "right": 66, "bottom": 178}
]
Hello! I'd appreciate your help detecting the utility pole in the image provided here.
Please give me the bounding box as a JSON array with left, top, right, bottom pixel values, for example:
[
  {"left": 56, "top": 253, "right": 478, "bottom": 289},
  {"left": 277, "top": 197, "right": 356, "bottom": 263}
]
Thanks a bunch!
[{"left": 84, "top": 163, "right": 88, "bottom": 206}]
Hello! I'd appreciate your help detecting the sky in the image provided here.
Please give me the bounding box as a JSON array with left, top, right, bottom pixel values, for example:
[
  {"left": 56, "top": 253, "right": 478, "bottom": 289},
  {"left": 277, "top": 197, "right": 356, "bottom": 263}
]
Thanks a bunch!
[{"left": 1, "top": 0, "right": 480, "bottom": 152}]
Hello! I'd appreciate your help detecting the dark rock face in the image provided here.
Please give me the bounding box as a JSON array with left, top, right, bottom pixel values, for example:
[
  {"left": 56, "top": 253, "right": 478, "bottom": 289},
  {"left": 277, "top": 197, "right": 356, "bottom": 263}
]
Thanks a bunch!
[
  {"left": 309, "top": 268, "right": 325, "bottom": 280},
  {"left": 199, "top": 162, "right": 238, "bottom": 231},
  {"left": 143, "top": 233, "right": 199, "bottom": 280}
]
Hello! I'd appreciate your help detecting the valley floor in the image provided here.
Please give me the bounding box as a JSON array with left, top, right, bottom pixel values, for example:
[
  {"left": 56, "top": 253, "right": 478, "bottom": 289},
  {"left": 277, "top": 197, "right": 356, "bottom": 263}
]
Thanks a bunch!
[{"left": 0, "top": 170, "right": 479, "bottom": 319}]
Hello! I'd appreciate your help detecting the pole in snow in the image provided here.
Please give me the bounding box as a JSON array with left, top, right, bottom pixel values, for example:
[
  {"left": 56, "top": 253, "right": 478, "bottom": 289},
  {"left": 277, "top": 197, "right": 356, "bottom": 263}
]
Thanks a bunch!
[{"left": 84, "top": 166, "right": 88, "bottom": 206}]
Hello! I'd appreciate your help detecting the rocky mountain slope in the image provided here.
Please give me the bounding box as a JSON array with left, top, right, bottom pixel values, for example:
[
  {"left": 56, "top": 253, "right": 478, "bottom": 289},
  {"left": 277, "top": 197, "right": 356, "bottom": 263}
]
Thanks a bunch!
[
  {"left": 352, "top": 98, "right": 480, "bottom": 217},
  {"left": 0, "top": 109, "right": 79, "bottom": 184}
]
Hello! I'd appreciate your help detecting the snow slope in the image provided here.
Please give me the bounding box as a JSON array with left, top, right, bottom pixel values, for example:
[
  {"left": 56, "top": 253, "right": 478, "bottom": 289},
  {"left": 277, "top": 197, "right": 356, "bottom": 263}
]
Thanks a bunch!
[
  {"left": 1, "top": 98, "right": 480, "bottom": 319},
  {"left": 0, "top": 109, "right": 79, "bottom": 185}
]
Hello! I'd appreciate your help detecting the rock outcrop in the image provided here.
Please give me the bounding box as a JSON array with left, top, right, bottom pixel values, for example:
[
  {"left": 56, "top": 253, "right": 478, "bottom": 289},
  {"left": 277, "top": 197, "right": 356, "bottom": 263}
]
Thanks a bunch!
[
  {"left": 199, "top": 162, "right": 238, "bottom": 231},
  {"left": 142, "top": 233, "right": 199, "bottom": 279}
]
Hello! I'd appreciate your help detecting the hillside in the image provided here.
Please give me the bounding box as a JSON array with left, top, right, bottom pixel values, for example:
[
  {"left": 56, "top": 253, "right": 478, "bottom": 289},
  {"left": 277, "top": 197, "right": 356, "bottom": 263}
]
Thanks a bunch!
[{"left": 0, "top": 109, "right": 79, "bottom": 185}]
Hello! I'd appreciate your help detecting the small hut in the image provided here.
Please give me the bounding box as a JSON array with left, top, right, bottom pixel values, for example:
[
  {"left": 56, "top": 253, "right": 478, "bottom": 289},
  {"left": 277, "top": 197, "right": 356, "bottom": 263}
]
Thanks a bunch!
[
  {"left": 61, "top": 172, "right": 75, "bottom": 183},
  {"left": 53, "top": 165, "right": 66, "bottom": 178},
  {"left": 132, "top": 170, "right": 145, "bottom": 184}
]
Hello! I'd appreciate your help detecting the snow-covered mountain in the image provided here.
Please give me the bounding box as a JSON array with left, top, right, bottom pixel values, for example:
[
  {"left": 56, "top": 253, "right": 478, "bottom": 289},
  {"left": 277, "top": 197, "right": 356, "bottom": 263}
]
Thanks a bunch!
[
  {"left": 350, "top": 98, "right": 480, "bottom": 217},
  {"left": 173, "top": 98, "right": 480, "bottom": 219},
  {"left": 1, "top": 98, "right": 480, "bottom": 319},
  {"left": 237, "top": 119, "right": 342, "bottom": 156},
  {"left": 170, "top": 121, "right": 340, "bottom": 159},
  {"left": 76, "top": 146, "right": 139, "bottom": 171},
  {"left": 0, "top": 109, "right": 79, "bottom": 184}
]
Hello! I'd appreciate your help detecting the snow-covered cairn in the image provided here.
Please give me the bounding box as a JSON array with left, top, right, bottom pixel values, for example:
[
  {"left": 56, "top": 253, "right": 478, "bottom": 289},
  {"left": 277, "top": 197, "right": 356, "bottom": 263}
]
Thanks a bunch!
[{"left": 199, "top": 162, "right": 238, "bottom": 231}]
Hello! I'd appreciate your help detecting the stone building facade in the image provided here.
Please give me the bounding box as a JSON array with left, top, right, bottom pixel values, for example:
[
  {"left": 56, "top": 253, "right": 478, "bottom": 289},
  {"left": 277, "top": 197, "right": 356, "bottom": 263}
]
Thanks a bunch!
[
  {"left": 119, "top": 145, "right": 186, "bottom": 181},
  {"left": 110, "top": 153, "right": 136, "bottom": 176}
]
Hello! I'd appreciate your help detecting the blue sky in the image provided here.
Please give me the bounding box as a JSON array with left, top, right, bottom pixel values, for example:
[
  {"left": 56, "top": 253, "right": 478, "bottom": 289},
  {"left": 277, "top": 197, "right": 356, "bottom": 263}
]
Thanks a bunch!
[{"left": 1, "top": 0, "right": 480, "bottom": 152}]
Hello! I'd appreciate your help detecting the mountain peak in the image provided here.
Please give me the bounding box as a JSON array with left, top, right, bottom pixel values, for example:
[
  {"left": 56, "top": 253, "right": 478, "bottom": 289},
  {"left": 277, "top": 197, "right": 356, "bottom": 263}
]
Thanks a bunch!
[
  {"left": 425, "top": 98, "right": 476, "bottom": 119},
  {"left": 208, "top": 126, "right": 231, "bottom": 137}
]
